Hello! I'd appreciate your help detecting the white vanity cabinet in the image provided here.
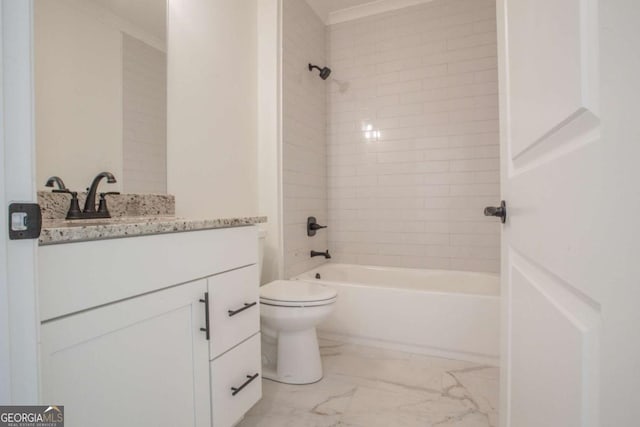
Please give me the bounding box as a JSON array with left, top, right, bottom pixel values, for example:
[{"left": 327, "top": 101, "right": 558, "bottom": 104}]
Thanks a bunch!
[
  {"left": 40, "top": 279, "right": 211, "bottom": 427},
  {"left": 38, "top": 225, "right": 262, "bottom": 427}
]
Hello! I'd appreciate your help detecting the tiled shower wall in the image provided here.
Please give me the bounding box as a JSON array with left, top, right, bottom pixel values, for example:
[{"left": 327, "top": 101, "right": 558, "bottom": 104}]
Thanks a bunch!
[
  {"left": 282, "top": 0, "right": 329, "bottom": 277},
  {"left": 326, "top": 0, "right": 500, "bottom": 273}
]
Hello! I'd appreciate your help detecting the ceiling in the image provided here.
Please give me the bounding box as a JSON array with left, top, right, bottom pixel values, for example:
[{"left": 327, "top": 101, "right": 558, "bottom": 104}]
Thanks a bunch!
[
  {"left": 89, "top": 0, "right": 166, "bottom": 41},
  {"left": 304, "top": 0, "right": 378, "bottom": 22},
  {"left": 305, "top": 0, "right": 433, "bottom": 24}
]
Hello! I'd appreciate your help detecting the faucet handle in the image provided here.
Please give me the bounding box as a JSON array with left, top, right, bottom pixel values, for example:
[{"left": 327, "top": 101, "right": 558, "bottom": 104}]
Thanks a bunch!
[
  {"left": 307, "top": 216, "right": 328, "bottom": 236},
  {"left": 60, "top": 191, "right": 82, "bottom": 220},
  {"left": 48, "top": 187, "right": 82, "bottom": 219},
  {"left": 97, "top": 192, "right": 120, "bottom": 216}
]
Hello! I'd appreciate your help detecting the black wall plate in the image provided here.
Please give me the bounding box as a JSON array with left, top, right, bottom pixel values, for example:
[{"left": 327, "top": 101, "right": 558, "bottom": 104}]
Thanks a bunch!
[{"left": 9, "top": 203, "right": 42, "bottom": 240}]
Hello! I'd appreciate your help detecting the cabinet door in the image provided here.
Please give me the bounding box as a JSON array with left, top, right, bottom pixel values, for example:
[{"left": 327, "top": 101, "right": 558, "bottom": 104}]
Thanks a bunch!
[
  {"left": 208, "top": 265, "right": 260, "bottom": 358},
  {"left": 40, "top": 280, "right": 211, "bottom": 427}
]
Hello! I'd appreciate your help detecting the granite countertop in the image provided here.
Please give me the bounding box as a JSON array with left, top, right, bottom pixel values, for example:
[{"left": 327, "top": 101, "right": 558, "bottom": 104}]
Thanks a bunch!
[{"left": 40, "top": 216, "right": 267, "bottom": 245}]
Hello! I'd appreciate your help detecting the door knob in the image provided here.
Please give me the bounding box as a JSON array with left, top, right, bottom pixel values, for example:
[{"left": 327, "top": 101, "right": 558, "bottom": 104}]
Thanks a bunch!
[{"left": 484, "top": 200, "right": 507, "bottom": 223}]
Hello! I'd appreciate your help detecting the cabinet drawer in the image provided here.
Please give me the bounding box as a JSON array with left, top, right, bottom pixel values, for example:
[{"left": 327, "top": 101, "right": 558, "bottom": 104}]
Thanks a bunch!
[
  {"left": 211, "top": 333, "right": 262, "bottom": 427},
  {"left": 208, "top": 265, "right": 260, "bottom": 358},
  {"left": 39, "top": 226, "right": 258, "bottom": 321}
]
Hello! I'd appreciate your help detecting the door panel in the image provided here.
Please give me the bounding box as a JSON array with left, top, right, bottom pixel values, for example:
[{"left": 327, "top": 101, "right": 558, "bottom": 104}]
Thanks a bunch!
[
  {"left": 498, "top": 0, "right": 609, "bottom": 425},
  {"left": 508, "top": 0, "right": 599, "bottom": 159},
  {"left": 509, "top": 251, "right": 600, "bottom": 426}
]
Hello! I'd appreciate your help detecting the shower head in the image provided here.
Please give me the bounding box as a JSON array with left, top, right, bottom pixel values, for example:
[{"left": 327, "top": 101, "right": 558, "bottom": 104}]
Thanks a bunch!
[{"left": 308, "top": 63, "right": 332, "bottom": 80}]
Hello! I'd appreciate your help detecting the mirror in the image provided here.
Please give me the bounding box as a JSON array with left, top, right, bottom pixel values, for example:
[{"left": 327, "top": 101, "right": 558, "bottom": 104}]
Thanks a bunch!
[{"left": 34, "top": 0, "right": 167, "bottom": 194}]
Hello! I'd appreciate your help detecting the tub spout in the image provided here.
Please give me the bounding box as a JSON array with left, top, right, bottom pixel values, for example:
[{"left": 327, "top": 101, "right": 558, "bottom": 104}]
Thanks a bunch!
[{"left": 310, "top": 250, "right": 331, "bottom": 259}]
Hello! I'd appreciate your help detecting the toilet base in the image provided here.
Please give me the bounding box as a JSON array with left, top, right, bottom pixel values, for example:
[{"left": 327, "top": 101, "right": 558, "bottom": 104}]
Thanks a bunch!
[
  {"left": 261, "top": 327, "right": 324, "bottom": 385},
  {"left": 262, "top": 367, "right": 324, "bottom": 385}
]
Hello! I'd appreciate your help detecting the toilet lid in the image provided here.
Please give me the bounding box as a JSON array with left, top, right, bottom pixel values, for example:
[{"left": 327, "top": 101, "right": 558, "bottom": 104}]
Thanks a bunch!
[{"left": 260, "top": 280, "right": 337, "bottom": 303}]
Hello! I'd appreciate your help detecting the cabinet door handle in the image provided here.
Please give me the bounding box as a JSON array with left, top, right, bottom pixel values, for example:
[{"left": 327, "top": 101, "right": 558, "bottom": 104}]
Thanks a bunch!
[
  {"left": 231, "top": 373, "right": 259, "bottom": 396},
  {"left": 228, "top": 302, "right": 257, "bottom": 317},
  {"left": 199, "top": 292, "right": 210, "bottom": 340}
]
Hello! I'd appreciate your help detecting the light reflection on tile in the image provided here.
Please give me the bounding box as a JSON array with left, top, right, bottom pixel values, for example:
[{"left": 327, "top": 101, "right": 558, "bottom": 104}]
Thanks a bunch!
[{"left": 237, "top": 339, "right": 499, "bottom": 427}]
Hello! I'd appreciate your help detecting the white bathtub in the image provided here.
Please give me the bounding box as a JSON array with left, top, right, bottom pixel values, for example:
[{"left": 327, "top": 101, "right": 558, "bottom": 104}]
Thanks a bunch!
[{"left": 293, "top": 263, "right": 500, "bottom": 366}]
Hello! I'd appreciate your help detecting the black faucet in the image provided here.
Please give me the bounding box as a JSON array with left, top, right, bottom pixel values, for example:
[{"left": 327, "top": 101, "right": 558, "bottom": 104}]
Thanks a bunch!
[
  {"left": 45, "top": 176, "right": 67, "bottom": 191},
  {"left": 46, "top": 172, "right": 119, "bottom": 219},
  {"left": 84, "top": 172, "right": 117, "bottom": 214},
  {"left": 310, "top": 250, "right": 331, "bottom": 259}
]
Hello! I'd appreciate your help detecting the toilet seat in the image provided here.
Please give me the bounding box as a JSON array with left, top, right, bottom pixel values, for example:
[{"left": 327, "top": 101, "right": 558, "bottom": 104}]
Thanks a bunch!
[
  {"left": 260, "top": 280, "right": 337, "bottom": 307},
  {"left": 260, "top": 297, "right": 337, "bottom": 308}
]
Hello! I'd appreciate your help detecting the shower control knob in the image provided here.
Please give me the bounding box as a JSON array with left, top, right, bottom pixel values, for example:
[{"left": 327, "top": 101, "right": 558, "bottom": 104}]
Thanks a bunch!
[
  {"left": 307, "top": 216, "right": 327, "bottom": 236},
  {"left": 484, "top": 201, "right": 507, "bottom": 224}
]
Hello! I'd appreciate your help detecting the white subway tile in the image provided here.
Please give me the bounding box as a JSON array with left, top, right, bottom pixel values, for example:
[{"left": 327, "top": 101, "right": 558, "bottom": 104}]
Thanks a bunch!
[
  {"left": 474, "top": 19, "right": 498, "bottom": 34},
  {"left": 324, "top": 0, "right": 499, "bottom": 274},
  {"left": 283, "top": 0, "right": 328, "bottom": 278},
  {"left": 450, "top": 183, "right": 500, "bottom": 196},
  {"left": 377, "top": 80, "right": 422, "bottom": 96},
  {"left": 447, "top": 56, "right": 497, "bottom": 74},
  {"left": 377, "top": 103, "right": 424, "bottom": 118},
  {"left": 449, "top": 132, "right": 499, "bottom": 147},
  {"left": 377, "top": 151, "right": 424, "bottom": 163},
  {"left": 450, "top": 158, "right": 499, "bottom": 172},
  {"left": 447, "top": 32, "right": 497, "bottom": 51},
  {"left": 451, "top": 233, "right": 500, "bottom": 247}
]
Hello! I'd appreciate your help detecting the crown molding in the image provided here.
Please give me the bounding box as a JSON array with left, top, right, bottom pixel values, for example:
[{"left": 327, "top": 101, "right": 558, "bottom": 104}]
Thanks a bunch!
[{"left": 327, "top": 0, "right": 435, "bottom": 25}]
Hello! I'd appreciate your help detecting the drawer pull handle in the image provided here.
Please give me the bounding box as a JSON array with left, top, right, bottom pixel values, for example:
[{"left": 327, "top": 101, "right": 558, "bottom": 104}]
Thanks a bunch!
[
  {"left": 199, "top": 292, "right": 210, "bottom": 340},
  {"left": 228, "top": 302, "right": 257, "bottom": 317},
  {"left": 231, "top": 373, "right": 259, "bottom": 396}
]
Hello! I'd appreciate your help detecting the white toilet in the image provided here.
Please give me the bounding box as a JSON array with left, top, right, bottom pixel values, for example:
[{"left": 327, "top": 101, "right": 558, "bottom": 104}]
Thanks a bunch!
[{"left": 259, "top": 280, "right": 337, "bottom": 384}]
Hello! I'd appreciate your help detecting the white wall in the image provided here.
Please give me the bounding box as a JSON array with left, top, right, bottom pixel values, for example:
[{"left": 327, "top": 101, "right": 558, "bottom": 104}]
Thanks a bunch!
[
  {"left": 167, "top": 0, "right": 258, "bottom": 218},
  {"left": 35, "top": 0, "right": 123, "bottom": 191},
  {"left": 122, "top": 34, "right": 167, "bottom": 194},
  {"left": 282, "top": 0, "right": 329, "bottom": 278},
  {"left": 326, "top": 0, "right": 500, "bottom": 273},
  {"left": 258, "top": 0, "right": 283, "bottom": 284}
]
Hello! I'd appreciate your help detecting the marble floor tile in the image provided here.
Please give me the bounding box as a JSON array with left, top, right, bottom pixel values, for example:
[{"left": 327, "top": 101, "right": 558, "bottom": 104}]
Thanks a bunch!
[{"left": 238, "top": 339, "right": 499, "bottom": 427}]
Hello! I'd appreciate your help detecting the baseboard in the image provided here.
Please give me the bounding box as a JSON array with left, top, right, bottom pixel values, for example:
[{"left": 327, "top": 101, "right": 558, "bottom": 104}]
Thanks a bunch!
[{"left": 318, "top": 331, "right": 500, "bottom": 367}]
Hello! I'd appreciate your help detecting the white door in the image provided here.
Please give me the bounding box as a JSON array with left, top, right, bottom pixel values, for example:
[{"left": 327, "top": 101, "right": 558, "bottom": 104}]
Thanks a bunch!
[
  {"left": 497, "top": 0, "right": 640, "bottom": 426},
  {"left": 0, "top": 0, "right": 40, "bottom": 403},
  {"left": 40, "top": 279, "right": 212, "bottom": 427}
]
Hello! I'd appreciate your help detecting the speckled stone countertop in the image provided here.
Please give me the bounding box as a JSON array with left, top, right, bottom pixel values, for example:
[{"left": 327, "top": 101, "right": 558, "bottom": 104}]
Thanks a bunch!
[
  {"left": 40, "top": 216, "right": 267, "bottom": 245},
  {"left": 38, "top": 191, "right": 175, "bottom": 220}
]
